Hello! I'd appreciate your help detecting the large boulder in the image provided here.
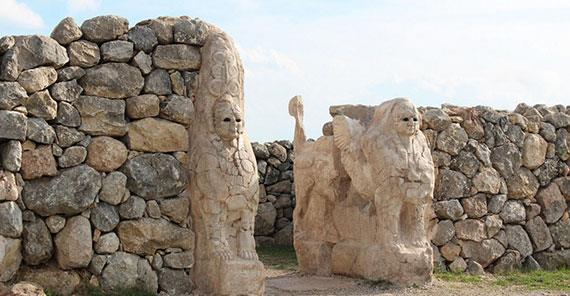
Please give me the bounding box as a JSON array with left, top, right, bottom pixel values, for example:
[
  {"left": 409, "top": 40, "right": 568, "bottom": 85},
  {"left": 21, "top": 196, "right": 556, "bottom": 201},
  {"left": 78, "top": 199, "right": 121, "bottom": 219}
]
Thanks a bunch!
[
  {"left": 0, "top": 201, "right": 22, "bottom": 238},
  {"left": 152, "top": 44, "right": 201, "bottom": 70},
  {"left": 125, "top": 94, "right": 160, "bottom": 119},
  {"left": 0, "top": 35, "right": 68, "bottom": 81},
  {"left": 0, "top": 82, "right": 27, "bottom": 109},
  {"left": 159, "top": 94, "right": 194, "bottom": 125},
  {"left": 68, "top": 40, "right": 100, "bottom": 67},
  {"left": 74, "top": 96, "right": 127, "bottom": 136},
  {"left": 436, "top": 123, "right": 468, "bottom": 155},
  {"left": 460, "top": 239, "right": 505, "bottom": 268},
  {"left": 431, "top": 220, "right": 455, "bottom": 246},
  {"left": 54, "top": 216, "right": 93, "bottom": 269},
  {"left": 27, "top": 118, "right": 56, "bottom": 144},
  {"left": 23, "top": 165, "right": 101, "bottom": 216},
  {"left": 0, "top": 236, "right": 21, "bottom": 282},
  {"left": 536, "top": 183, "right": 567, "bottom": 224},
  {"left": 525, "top": 216, "right": 553, "bottom": 252},
  {"left": 20, "top": 145, "right": 58, "bottom": 180},
  {"left": 22, "top": 218, "right": 53, "bottom": 265},
  {"left": 79, "top": 63, "right": 144, "bottom": 99},
  {"left": 472, "top": 167, "right": 501, "bottom": 194},
  {"left": 522, "top": 134, "right": 547, "bottom": 169},
  {"left": 127, "top": 118, "right": 189, "bottom": 152},
  {"left": 491, "top": 142, "right": 521, "bottom": 178},
  {"left": 505, "top": 168, "right": 539, "bottom": 199},
  {"left": 549, "top": 219, "right": 570, "bottom": 248},
  {"left": 0, "top": 171, "right": 18, "bottom": 201},
  {"left": 434, "top": 169, "right": 470, "bottom": 199},
  {"left": 24, "top": 90, "right": 58, "bottom": 120},
  {"left": 0, "top": 110, "right": 27, "bottom": 140},
  {"left": 19, "top": 266, "right": 81, "bottom": 295},
  {"left": 81, "top": 15, "right": 129, "bottom": 43},
  {"left": 455, "top": 219, "right": 486, "bottom": 242},
  {"left": 90, "top": 202, "right": 120, "bottom": 232},
  {"left": 50, "top": 17, "right": 82, "bottom": 45},
  {"left": 17, "top": 67, "right": 57, "bottom": 93},
  {"left": 101, "top": 252, "right": 158, "bottom": 294},
  {"left": 116, "top": 218, "right": 194, "bottom": 255},
  {"left": 86, "top": 136, "right": 128, "bottom": 172},
  {"left": 505, "top": 225, "right": 533, "bottom": 258},
  {"left": 121, "top": 153, "right": 187, "bottom": 199}
]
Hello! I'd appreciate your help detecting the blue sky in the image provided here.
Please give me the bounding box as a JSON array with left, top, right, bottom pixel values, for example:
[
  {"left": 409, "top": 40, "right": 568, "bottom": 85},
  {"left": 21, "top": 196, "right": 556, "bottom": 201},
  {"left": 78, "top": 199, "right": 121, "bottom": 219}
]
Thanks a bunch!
[{"left": 1, "top": 0, "right": 569, "bottom": 141}]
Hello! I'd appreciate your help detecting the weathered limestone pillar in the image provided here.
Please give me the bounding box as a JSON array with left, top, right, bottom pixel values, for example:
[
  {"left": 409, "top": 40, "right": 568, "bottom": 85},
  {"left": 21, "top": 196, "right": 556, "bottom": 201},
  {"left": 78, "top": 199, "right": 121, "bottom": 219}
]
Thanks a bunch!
[
  {"left": 289, "top": 96, "right": 435, "bottom": 286},
  {"left": 189, "top": 30, "right": 265, "bottom": 295}
]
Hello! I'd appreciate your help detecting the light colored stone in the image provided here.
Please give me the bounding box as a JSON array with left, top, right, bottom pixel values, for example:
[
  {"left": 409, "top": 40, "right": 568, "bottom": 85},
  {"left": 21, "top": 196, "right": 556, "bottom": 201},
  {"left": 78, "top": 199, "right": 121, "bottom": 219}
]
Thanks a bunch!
[
  {"left": 0, "top": 236, "right": 22, "bottom": 282},
  {"left": 81, "top": 15, "right": 129, "bottom": 43},
  {"left": 56, "top": 66, "right": 85, "bottom": 82},
  {"left": 460, "top": 239, "right": 505, "bottom": 268},
  {"left": 455, "top": 219, "right": 486, "bottom": 242},
  {"left": 0, "top": 171, "right": 19, "bottom": 201},
  {"left": 24, "top": 90, "right": 57, "bottom": 120},
  {"left": 506, "top": 168, "right": 539, "bottom": 199},
  {"left": 9, "top": 282, "right": 46, "bottom": 296},
  {"left": 55, "top": 215, "right": 92, "bottom": 269},
  {"left": 500, "top": 200, "right": 526, "bottom": 224},
  {"left": 1, "top": 141, "right": 22, "bottom": 172},
  {"left": 461, "top": 194, "right": 487, "bottom": 218},
  {"left": 99, "top": 172, "right": 128, "bottom": 205},
  {"left": 0, "top": 201, "right": 22, "bottom": 238},
  {"left": 126, "top": 94, "right": 160, "bottom": 119},
  {"left": 472, "top": 167, "right": 501, "bottom": 194},
  {"left": 117, "top": 218, "right": 194, "bottom": 255},
  {"left": 0, "top": 81, "right": 27, "bottom": 110},
  {"left": 127, "top": 118, "right": 189, "bottom": 152},
  {"left": 189, "top": 32, "right": 266, "bottom": 294},
  {"left": 0, "top": 36, "right": 68, "bottom": 81},
  {"left": 68, "top": 40, "right": 100, "bottom": 67},
  {"left": 440, "top": 242, "right": 461, "bottom": 262},
  {"left": 17, "top": 67, "right": 57, "bottom": 93},
  {"left": 159, "top": 197, "right": 190, "bottom": 224},
  {"left": 20, "top": 145, "right": 57, "bottom": 180},
  {"left": 449, "top": 257, "right": 467, "bottom": 273},
  {"left": 23, "top": 165, "right": 101, "bottom": 216},
  {"left": 522, "top": 134, "right": 548, "bottom": 169},
  {"left": 288, "top": 97, "right": 434, "bottom": 286},
  {"left": 27, "top": 118, "right": 55, "bottom": 144},
  {"left": 163, "top": 251, "right": 194, "bottom": 269},
  {"left": 170, "top": 71, "right": 185, "bottom": 95},
  {"left": 86, "top": 136, "right": 128, "bottom": 172},
  {"left": 75, "top": 96, "right": 127, "bottom": 136},
  {"left": 132, "top": 51, "right": 152, "bottom": 74},
  {"left": 153, "top": 44, "right": 201, "bottom": 70},
  {"left": 436, "top": 123, "right": 468, "bottom": 155},
  {"left": 51, "top": 17, "right": 82, "bottom": 45},
  {"left": 95, "top": 232, "right": 120, "bottom": 254},
  {"left": 101, "top": 251, "right": 158, "bottom": 294},
  {"left": 19, "top": 267, "right": 80, "bottom": 295},
  {"left": 45, "top": 215, "right": 65, "bottom": 234}
]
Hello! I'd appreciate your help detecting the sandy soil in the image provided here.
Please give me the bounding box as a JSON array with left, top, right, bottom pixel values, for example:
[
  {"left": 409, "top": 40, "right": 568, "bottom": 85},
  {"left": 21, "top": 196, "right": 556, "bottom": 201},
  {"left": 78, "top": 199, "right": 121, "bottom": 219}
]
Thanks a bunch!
[{"left": 265, "top": 270, "right": 568, "bottom": 296}]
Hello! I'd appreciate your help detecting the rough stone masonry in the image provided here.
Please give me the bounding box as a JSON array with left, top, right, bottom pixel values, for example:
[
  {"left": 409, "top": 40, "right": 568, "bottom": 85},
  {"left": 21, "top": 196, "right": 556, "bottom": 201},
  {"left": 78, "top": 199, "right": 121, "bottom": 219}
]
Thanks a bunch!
[{"left": 253, "top": 102, "right": 570, "bottom": 275}]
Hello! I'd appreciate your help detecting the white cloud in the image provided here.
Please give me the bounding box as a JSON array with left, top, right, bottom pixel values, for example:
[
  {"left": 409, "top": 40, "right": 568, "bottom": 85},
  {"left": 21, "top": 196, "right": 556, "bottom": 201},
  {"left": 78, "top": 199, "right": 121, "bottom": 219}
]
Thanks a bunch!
[
  {"left": 67, "top": 0, "right": 101, "bottom": 12},
  {"left": 0, "top": 0, "right": 44, "bottom": 29}
]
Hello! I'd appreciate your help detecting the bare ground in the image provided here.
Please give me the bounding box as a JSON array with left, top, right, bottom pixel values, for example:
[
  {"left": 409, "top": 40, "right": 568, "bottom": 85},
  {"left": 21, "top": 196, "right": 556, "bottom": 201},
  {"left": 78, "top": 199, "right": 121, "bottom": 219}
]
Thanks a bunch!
[{"left": 265, "top": 269, "right": 569, "bottom": 296}]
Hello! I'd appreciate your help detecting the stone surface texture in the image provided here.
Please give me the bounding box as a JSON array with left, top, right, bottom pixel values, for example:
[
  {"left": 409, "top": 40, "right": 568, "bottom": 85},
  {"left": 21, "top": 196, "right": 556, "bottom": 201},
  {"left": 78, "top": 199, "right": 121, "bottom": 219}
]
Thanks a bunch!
[
  {"left": 0, "top": 13, "right": 569, "bottom": 295},
  {"left": 289, "top": 97, "right": 435, "bottom": 286}
]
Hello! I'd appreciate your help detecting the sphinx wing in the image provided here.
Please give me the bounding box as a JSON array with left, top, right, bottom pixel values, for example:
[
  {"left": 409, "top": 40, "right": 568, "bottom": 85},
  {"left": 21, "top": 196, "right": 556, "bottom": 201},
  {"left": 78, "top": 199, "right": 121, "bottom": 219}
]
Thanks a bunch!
[{"left": 332, "top": 115, "right": 365, "bottom": 153}]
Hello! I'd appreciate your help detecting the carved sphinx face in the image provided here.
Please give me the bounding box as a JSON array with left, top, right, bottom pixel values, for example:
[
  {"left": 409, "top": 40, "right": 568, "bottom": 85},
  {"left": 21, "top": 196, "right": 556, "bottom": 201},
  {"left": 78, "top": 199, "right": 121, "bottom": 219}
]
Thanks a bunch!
[
  {"left": 214, "top": 99, "right": 244, "bottom": 142},
  {"left": 393, "top": 102, "right": 420, "bottom": 137}
]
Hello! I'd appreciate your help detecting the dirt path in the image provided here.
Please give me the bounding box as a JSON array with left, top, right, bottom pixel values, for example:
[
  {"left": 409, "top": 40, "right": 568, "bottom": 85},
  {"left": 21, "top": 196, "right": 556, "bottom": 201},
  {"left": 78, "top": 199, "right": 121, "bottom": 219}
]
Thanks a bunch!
[{"left": 265, "top": 270, "right": 567, "bottom": 296}]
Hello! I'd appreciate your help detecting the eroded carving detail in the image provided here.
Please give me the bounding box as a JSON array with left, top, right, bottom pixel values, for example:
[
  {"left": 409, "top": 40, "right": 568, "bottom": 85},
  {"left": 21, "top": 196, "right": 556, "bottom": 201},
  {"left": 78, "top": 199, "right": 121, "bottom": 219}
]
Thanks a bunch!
[
  {"left": 190, "top": 31, "right": 264, "bottom": 295},
  {"left": 289, "top": 96, "right": 435, "bottom": 286}
]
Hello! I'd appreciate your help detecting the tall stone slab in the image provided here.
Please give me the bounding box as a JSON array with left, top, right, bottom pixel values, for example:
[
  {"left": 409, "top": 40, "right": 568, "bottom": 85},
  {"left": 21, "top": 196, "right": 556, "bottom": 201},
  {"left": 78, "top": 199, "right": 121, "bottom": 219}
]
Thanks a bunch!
[
  {"left": 189, "top": 29, "right": 264, "bottom": 295},
  {"left": 289, "top": 97, "right": 435, "bottom": 286}
]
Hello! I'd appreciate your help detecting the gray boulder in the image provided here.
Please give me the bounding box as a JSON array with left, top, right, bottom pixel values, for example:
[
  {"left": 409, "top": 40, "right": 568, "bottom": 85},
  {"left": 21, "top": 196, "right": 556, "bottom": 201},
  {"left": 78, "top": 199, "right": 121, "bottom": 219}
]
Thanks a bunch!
[
  {"left": 506, "top": 225, "right": 533, "bottom": 258},
  {"left": 74, "top": 95, "right": 127, "bottom": 136},
  {"left": 0, "top": 111, "right": 27, "bottom": 140},
  {"left": 90, "top": 202, "right": 120, "bottom": 232},
  {"left": 81, "top": 15, "right": 129, "bottom": 43},
  {"left": 100, "top": 40, "right": 134, "bottom": 62},
  {"left": 153, "top": 44, "right": 201, "bottom": 70},
  {"left": 50, "top": 17, "right": 82, "bottom": 45},
  {"left": 27, "top": 118, "right": 56, "bottom": 144},
  {"left": 128, "top": 26, "right": 158, "bottom": 53},
  {"left": 0, "top": 82, "right": 28, "bottom": 109},
  {"left": 50, "top": 80, "right": 83, "bottom": 102},
  {"left": 22, "top": 218, "right": 53, "bottom": 265},
  {"left": 23, "top": 165, "right": 101, "bottom": 216},
  {"left": 0, "top": 201, "right": 22, "bottom": 238},
  {"left": 55, "top": 216, "right": 93, "bottom": 269},
  {"left": 79, "top": 63, "right": 144, "bottom": 99}
]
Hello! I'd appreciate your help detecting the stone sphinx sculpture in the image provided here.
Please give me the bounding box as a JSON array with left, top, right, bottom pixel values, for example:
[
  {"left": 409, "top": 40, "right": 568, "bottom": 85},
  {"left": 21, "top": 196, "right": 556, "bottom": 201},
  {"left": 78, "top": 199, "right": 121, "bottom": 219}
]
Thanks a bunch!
[
  {"left": 289, "top": 96, "right": 435, "bottom": 285},
  {"left": 189, "top": 29, "right": 264, "bottom": 295}
]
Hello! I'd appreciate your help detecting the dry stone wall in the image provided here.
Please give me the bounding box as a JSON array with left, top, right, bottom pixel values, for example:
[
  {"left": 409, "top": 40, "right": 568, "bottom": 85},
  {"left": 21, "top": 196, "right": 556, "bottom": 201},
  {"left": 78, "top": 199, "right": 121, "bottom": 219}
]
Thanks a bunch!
[
  {"left": 252, "top": 103, "right": 570, "bottom": 274},
  {"left": 0, "top": 15, "right": 208, "bottom": 295}
]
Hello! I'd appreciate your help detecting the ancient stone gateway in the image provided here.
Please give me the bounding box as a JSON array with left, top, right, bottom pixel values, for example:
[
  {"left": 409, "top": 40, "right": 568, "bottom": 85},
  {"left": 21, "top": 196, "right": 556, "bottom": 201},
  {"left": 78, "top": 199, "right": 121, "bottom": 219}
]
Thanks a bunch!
[
  {"left": 0, "top": 14, "right": 263, "bottom": 295},
  {"left": 289, "top": 96, "right": 435, "bottom": 285}
]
